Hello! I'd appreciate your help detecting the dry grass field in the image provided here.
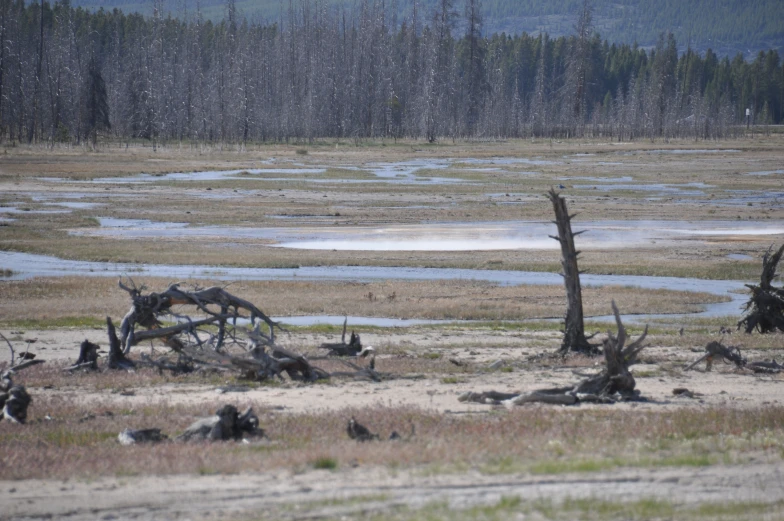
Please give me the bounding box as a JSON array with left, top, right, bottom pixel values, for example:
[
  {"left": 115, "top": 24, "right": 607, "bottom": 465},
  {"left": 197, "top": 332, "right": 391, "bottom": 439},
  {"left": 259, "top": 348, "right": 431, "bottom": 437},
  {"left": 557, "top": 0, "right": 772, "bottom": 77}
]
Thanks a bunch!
[{"left": 1, "top": 136, "right": 784, "bottom": 520}]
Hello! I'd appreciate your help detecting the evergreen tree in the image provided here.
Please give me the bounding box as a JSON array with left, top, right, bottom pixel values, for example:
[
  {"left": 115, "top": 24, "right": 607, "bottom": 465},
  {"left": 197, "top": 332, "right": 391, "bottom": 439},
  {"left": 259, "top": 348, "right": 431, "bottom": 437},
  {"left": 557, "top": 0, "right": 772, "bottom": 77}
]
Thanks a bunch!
[{"left": 82, "top": 57, "right": 110, "bottom": 146}]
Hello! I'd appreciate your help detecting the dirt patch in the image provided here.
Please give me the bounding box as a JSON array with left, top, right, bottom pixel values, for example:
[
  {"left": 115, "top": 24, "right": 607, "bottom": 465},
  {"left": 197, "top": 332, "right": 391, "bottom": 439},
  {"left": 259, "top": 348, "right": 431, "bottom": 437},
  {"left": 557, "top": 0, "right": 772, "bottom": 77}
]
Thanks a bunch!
[{"left": 3, "top": 463, "right": 784, "bottom": 521}]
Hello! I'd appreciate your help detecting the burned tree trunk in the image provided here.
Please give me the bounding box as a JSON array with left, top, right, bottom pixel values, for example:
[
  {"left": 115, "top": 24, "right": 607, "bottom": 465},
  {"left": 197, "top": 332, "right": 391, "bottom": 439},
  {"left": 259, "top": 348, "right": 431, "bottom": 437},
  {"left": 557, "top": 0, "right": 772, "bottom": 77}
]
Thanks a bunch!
[
  {"left": 738, "top": 244, "right": 784, "bottom": 334},
  {"left": 547, "top": 189, "right": 596, "bottom": 355}
]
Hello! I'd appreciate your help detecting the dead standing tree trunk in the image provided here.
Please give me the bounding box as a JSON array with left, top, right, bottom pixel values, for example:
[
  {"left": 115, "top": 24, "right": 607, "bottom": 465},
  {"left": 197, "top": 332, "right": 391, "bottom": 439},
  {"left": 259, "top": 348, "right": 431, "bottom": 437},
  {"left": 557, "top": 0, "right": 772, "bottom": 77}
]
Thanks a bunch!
[
  {"left": 547, "top": 189, "right": 596, "bottom": 355},
  {"left": 738, "top": 244, "right": 784, "bottom": 334}
]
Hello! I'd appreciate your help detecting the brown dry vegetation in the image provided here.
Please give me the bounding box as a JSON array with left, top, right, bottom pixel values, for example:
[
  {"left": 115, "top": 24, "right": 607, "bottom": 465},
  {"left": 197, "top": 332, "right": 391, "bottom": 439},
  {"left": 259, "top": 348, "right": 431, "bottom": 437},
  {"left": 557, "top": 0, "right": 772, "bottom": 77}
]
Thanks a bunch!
[
  {"left": 2, "top": 386, "right": 783, "bottom": 481},
  {"left": 1, "top": 138, "right": 784, "bottom": 520},
  {"left": 0, "top": 276, "right": 726, "bottom": 325}
]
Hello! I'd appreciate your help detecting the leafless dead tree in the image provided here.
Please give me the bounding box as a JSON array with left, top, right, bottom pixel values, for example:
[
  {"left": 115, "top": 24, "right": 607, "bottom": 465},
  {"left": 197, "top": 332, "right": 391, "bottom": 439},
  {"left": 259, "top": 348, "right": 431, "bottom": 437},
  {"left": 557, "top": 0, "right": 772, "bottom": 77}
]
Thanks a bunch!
[{"left": 547, "top": 188, "right": 597, "bottom": 355}]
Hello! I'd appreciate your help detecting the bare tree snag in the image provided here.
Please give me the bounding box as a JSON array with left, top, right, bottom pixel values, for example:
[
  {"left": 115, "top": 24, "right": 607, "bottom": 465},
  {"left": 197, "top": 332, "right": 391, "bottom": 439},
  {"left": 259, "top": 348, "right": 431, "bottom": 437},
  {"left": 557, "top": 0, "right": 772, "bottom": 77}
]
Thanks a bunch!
[
  {"left": 547, "top": 189, "right": 596, "bottom": 355},
  {"left": 738, "top": 244, "right": 784, "bottom": 334},
  {"left": 461, "top": 302, "right": 647, "bottom": 406}
]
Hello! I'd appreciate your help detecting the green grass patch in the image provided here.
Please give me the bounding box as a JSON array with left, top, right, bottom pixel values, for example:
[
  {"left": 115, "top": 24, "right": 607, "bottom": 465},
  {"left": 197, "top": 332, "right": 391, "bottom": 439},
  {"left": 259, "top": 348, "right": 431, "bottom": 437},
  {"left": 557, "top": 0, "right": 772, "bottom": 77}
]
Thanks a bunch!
[
  {"left": 0, "top": 316, "right": 107, "bottom": 329},
  {"left": 312, "top": 457, "right": 338, "bottom": 470}
]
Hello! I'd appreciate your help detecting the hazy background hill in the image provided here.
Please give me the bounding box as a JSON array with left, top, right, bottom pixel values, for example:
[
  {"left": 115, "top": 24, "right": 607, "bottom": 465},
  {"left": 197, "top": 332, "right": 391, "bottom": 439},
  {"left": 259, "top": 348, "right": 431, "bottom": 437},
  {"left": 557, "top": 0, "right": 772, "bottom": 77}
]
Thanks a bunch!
[{"left": 66, "top": 0, "right": 783, "bottom": 57}]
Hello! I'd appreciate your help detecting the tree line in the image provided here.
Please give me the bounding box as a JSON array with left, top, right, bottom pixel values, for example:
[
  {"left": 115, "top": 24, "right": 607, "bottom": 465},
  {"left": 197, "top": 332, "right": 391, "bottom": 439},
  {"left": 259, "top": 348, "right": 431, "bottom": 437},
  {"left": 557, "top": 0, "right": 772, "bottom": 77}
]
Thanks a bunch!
[{"left": 1, "top": 0, "right": 782, "bottom": 145}]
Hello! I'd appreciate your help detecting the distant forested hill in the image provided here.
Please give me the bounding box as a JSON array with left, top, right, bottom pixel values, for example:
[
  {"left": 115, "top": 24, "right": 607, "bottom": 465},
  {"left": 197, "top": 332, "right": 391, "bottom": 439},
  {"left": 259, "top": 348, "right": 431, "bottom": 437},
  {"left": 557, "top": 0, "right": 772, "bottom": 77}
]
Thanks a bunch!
[{"left": 67, "top": 0, "right": 783, "bottom": 57}]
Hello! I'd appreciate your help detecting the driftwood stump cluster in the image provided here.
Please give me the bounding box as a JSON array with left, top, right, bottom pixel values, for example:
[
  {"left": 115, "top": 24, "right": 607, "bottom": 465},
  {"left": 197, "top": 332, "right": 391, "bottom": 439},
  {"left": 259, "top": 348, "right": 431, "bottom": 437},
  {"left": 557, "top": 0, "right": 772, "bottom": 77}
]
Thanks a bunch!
[
  {"left": 738, "top": 244, "right": 784, "bottom": 334},
  {"left": 116, "top": 278, "right": 282, "bottom": 353},
  {"left": 1, "top": 334, "right": 44, "bottom": 424},
  {"left": 1, "top": 359, "right": 44, "bottom": 424},
  {"left": 461, "top": 301, "right": 647, "bottom": 406},
  {"left": 547, "top": 189, "right": 597, "bottom": 355},
  {"left": 117, "top": 405, "right": 263, "bottom": 445},
  {"left": 319, "top": 318, "right": 364, "bottom": 356},
  {"left": 73, "top": 279, "right": 380, "bottom": 383}
]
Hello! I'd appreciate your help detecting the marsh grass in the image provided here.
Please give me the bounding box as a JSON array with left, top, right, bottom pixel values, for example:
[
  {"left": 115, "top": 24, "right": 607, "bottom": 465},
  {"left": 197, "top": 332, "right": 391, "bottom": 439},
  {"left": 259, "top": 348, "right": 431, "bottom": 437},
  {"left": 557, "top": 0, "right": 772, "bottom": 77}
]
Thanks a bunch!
[
  {"left": 0, "top": 276, "right": 728, "bottom": 325},
  {"left": 2, "top": 392, "right": 782, "bottom": 480}
]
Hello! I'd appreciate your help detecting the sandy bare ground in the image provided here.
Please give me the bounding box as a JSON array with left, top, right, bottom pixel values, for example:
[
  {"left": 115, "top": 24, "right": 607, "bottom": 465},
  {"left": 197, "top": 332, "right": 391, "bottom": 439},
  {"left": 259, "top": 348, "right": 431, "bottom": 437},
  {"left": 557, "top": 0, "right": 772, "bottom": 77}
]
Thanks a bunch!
[
  {"left": 4, "top": 327, "right": 783, "bottom": 414},
  {"left": 3, "top": 462, "right": 784, "bottom": 521}
]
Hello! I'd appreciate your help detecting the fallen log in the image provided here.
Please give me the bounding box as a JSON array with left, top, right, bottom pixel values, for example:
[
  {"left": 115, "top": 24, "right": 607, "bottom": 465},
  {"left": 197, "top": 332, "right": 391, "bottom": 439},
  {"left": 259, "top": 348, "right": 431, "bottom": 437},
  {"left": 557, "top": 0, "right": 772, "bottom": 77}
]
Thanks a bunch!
[
  {"left": 746, "top": 359, "right": 784, "bottom": 374},
  {"left": 458, "top": 390, "right": 522, "bottom": 405},
  {"left": 176, "top": 405, "right": 263, "bottom": 442}
]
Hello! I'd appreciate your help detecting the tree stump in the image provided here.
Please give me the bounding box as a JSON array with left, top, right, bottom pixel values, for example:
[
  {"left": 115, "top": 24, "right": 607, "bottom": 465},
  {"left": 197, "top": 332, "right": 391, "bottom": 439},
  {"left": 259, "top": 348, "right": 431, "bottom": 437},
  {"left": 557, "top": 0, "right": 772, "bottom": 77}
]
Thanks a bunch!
[{"left": 738, "top": 244, "right": 784, "bottom": 334}]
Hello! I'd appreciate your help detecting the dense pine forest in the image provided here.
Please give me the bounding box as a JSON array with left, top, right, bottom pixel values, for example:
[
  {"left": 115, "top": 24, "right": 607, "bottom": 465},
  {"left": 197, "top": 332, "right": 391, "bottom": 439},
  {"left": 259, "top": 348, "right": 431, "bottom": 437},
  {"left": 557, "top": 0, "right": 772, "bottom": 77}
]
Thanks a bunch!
[
  {"left": 1, "top": 0, "right": 782, "bottom": 145},
  {"left": 67, "top": 0, "right": 784, "bottom": 57}
]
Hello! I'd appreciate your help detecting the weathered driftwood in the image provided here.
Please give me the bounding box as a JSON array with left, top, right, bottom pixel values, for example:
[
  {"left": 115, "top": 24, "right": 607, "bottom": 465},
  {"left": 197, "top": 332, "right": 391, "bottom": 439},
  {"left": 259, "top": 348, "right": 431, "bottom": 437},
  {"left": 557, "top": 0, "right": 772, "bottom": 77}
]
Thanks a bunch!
[
  {"left": 118, "top": 428, "right": 168, "bottom": 445},
  {"left": 319, "top": 318, "right": 364, "bottom": 356},
  {"left": 746, "top": 359, "right": 784, "bottom": 374},
  {"left": 684, "top": 341, "right": 746, "bottom": 371},
  {"left": 139, "top": 353, "right": 195, "bottom": 375},
  {"left": 547, "top": 189, "right": 596, "bottom": 355},
  {"left": 67, "top": 339, "right": 100, "bottom": 371},
  {"left": 458, "top": 390, "right": 522, "bottom": 405},
  {"left": 684, "top": 341, "right": 782, "bottom": 374},
  {"left": 116, "top": 278, "right": 283, "bottom": 354},
  {"left": 1, "top": 358, "right": 44, "bottom": 424},
  {"left": 738, "top": 244, "right": 784, "bottom": 334},
  {"left": 176, "top": 405, "right": 263, "bottom": 442},
  {"left": 107, "top": 317, "right": 136, "bottom": 370},
  {"left": 569, "top": 301, "right": 648, "bottom": 397},
  {"left": 461, "top": 302, "right": 647, "bottom": 406}
]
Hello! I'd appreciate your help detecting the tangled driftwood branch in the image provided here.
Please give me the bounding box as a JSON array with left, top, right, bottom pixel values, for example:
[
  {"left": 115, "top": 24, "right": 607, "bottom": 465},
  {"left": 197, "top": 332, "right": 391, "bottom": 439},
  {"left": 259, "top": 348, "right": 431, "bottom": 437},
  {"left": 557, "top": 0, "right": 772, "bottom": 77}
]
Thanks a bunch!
[
  {"left": 685, "top": 341, "right": 783, "bottom": 374},
  {"left": 116, "top": 278, "right": 283, "bottom": 354},
  {"left": 738, "top": 244, "right": 784, "bottom": 334},
  {"left": 460, "top": 301, "right": 647, "bottom": 406}
]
